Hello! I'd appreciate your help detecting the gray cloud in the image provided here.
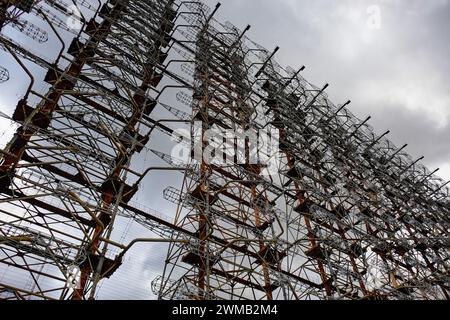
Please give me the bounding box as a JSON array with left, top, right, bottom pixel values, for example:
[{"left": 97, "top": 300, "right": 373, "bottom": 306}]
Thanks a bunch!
[{"left": 368, "top": 104, "right": 450, "bottom": 166}]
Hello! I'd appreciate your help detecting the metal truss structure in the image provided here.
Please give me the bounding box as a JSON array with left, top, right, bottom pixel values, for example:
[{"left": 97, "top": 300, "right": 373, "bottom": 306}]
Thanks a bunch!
[{"left": 0, "top": 0, "right": 449, "bottom": 300}]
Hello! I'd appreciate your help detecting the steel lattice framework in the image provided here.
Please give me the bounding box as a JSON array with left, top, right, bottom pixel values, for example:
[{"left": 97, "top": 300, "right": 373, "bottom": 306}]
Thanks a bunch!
[{"left": 0, "top": 0, "right": 449, "bottom": 300}]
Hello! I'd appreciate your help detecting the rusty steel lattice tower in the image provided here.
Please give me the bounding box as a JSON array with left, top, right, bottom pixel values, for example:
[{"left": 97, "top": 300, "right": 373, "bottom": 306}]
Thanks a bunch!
[{"left": 0, "top": 0, "right": 449, "bottom": 300}]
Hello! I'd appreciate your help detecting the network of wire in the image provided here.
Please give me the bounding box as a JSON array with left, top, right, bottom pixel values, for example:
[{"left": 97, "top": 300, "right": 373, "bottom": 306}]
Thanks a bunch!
[{"left": 0, "top": 0, "right": 448, "bottom": 300}]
